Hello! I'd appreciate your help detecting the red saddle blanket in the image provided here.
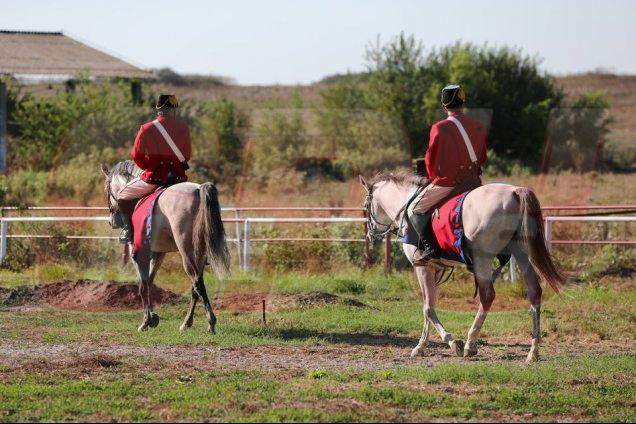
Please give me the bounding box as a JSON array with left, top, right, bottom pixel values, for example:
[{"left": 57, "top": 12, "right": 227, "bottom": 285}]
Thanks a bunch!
[
  {"left": 431, "top": 191, "right": 470, "bottom": 263},
  {"left": 131, "top": 187, "right": 166, "bottom": 258}
]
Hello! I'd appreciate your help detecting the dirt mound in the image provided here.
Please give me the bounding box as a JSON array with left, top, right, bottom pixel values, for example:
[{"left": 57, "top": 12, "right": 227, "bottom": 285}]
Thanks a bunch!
[
  {"left": 0, "top": 280, "right": 179, "bottom": 311},
  {"left": 37, "top": 280, "right": 179, "bottom": 310},
  {"left": 214, "top": 291, "right": 368, "bottom": 312},
  {"left": 1, "top": 282, "right": 365, "bottom": 313}
]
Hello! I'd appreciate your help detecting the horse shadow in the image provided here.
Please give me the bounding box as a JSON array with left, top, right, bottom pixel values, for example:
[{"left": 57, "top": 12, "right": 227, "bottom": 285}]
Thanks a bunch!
[{"left": 256, "top": 327, "right": 451, "bottom": 349}]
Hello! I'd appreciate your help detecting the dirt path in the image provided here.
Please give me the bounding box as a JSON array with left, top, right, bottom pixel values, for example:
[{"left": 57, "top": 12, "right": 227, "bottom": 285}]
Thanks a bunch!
[{"left": 1, "top": 338, "right": 631, "bottom": 374}]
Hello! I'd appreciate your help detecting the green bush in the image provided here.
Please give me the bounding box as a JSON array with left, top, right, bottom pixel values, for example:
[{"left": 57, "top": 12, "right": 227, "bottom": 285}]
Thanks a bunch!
[
  {"left": 0, "top": 169, "right": 48, "bottom": 206},
  {"left": 544, "top": 92, "right": 612, "bottom": 171},
  {"left": 192, "top": 99, "right": 248, "bottom": 182},
  {"left": 10, "top": 78, "right": 150, "bottom": 170},
  {"left": 252, "top": 93, "right": 307, "bottom": 176}
]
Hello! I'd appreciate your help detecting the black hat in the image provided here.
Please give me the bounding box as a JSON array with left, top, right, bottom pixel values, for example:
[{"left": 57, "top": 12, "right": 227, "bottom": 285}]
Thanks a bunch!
[
  {"left": 441, "top": 84, "right": 466, "bottom": 109},
  {"left": 156, "top": 94, "right": 179, "bottom": 109}
]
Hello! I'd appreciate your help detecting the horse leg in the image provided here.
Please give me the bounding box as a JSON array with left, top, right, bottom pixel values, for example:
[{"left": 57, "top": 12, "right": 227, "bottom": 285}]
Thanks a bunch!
[
  {"left": 179, "top": 246, "right": 217, "bottom": 334},
  {"left": 418, "top": 265, "right": 463, "bottom": 356},
  {"left": 464, "top": 255, "right": 496, "bottom": 357},
  {"left": 179, "top": 288, "right": 199, "bottom": 332},
  {"left": 144, "top": 252, "right": 165, "bottom": 329},
  {"left": 131, "top": 253, "right": 153, "bottom": 332},
  {"left": 512, "top": 244, "right": 542, "bottom": 362},
  {"left": 410, "top": 264, "right": 431, "bottom": 357}
]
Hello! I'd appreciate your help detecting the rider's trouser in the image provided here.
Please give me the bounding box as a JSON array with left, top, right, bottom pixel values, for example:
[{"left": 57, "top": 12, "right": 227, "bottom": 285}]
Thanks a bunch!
[
  {"left": 408, "top": 184, "right": 455, "bottom": 216},
  {"left": 113, "top": 178, "right": 158, "bottom": 237}
]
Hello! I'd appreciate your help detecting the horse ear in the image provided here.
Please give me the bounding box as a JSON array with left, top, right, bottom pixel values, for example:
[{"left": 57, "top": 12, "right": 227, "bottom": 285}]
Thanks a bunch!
[
  {"left": 359, "top": 175, "right": 369, "bottom": 193},
  {"left": 100, "top": 164, "right": 109, "bottom": 177}
]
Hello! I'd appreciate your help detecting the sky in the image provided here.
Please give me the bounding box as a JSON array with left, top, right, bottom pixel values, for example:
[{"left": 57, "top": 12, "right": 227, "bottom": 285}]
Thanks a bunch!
[{"left": 2, "top": 0, "right": 635, "bottom": 85}]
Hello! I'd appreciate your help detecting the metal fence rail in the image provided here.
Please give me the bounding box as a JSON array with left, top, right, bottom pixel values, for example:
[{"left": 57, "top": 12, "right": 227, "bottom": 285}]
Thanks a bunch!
[{"left": 0, "top": 212, "right": 633, "bottom": 279}]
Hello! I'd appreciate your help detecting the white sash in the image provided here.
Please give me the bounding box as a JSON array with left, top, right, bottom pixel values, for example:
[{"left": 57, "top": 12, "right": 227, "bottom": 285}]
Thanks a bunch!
[
  {"left": 446, "top": 116, "right": 477, "bottom": 163},
  {"left": 152, "top": 119, "right": 186, "bottom": 163}
]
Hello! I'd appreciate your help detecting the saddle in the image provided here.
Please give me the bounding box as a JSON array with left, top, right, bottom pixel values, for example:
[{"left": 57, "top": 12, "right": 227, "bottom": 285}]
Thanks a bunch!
[
  {"left": 129, "top": 187, "right": 167, "bottom": 259},
  {"left": 403, "top": 173, "right": 483, "bottom": 266}
]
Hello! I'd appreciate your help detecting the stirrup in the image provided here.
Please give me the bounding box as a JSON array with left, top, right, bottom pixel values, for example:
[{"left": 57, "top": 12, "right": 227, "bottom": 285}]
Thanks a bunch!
[{"left": 119, "top": 228, "right": 132, "bottom": 244}]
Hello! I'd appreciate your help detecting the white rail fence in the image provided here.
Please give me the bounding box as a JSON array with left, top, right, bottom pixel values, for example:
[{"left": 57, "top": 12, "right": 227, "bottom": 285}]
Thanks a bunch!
[{"left": 0, "top": 215, "right": 633, "bottom": 280}]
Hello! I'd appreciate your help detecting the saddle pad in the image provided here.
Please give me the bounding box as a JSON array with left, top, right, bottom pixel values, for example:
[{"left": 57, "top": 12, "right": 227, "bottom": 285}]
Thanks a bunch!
[
  {"left": 131, "top": 187, "right": 166, "bottom": 258},
  {"left": 431, "top": 191, "right": 470, "bottom": 263}
]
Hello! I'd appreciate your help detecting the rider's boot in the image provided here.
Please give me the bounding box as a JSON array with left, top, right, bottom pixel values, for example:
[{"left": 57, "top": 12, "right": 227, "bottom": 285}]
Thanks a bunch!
[
  {"left": 119, "top": 212, "right": 133, "bottom": 244},
  {"left": 410, "top": 212, "right": 436, "bottom": 265},
  {"left": 116, "top": 199, "right": 135, "bottom": 245}
]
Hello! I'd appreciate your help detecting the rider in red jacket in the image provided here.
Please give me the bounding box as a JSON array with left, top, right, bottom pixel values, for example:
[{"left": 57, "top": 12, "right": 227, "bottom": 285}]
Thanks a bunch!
[
  {"left": 407, "top": 85, "right": 487, "bottom": 263},
  {"left": 114, "top": 94, "right": 192, "bottom": 243}
]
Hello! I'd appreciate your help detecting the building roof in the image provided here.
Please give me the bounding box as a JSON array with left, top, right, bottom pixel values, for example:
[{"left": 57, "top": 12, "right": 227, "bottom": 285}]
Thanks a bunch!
[{"left": 0, "top": 30, "right": 152, "bottom": 81}]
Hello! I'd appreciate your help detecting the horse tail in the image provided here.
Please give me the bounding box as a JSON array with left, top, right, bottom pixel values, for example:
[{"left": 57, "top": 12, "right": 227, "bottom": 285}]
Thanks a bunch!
[
  {"left": 193, "top": 183, "right": 230, "bottom": 279},
  {"left": 514, "top": 187, "right": 565, "bottom": 292}
]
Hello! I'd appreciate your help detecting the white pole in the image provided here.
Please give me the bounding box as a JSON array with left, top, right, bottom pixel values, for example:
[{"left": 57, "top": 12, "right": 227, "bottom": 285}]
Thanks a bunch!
[
  {"left": 234, "top": 209, "right": 242, "bottom": 270},
  {"left": 509, "top": 256, "right": 517, "bottom": 283},
  {"left": 0, "top": 220, "right": 8, "bottom": 263},
  {"left": 545, "top": 218, "right": 552, "bottom": 252},
  {"left": 242, "top": 219, "right": 251, "bottom": 272}
]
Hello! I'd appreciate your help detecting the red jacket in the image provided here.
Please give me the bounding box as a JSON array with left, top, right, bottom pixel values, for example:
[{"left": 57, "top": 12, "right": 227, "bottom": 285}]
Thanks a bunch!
[
  {"left": 131, "top": 115, "right": 192, "bottom": 185},
  {"left": 425, "top": 112, "right": 487, "bottom": 187}
]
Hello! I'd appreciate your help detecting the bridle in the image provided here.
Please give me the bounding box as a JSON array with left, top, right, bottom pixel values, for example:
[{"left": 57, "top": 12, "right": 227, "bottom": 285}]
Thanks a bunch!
[
  {"left": 364, "top": 183, "right": 425, "bottom": 241},
  {"left": 105, "top": 175, "right": 118, "bottom": 214},
  {"left": 364, "top": 186, "right": 406, "bottom": 241}
]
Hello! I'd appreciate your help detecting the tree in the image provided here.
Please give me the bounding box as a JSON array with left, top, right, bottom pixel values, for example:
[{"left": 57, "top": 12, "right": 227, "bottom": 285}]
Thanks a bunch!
[{"left": 319, "top": 35, "right": 565, "bottom": 170}]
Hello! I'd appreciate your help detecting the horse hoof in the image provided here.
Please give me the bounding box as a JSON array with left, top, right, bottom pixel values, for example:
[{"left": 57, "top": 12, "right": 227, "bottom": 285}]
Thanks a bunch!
[
  {"left": 148, "top": 313, "right": 160, "bottom": 328},
  {"left": 450, "top": 340, "right": 465, "bottom": 357},
  {"left": 137, "top": 323, "right": 148, "bottom": 332},
  {"left": 410, "top": 347, "right": 420, "bottom": 358},
  {"left": 526, "top": 350, "right": 539, "bottom": 363},
  {"left": 207, "top": 324, "right": 216, "bottom": 334},
  {"left": 464, "top": 344, "right": 478, "bottom": 357}
]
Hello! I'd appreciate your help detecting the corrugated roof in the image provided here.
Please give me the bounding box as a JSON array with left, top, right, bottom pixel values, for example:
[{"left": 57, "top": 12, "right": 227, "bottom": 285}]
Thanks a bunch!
[{"left": 0, "top": 30, "right": 152, "bottom": 79}]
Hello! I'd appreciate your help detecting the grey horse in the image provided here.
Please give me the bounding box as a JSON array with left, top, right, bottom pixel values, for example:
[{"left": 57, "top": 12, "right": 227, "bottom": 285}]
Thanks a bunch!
[
  {"left": 101, "top": 161, "right": 230, "bottom": 333},
  {"left": 361, "top": 172, "right": 564, "bottom": 362}
]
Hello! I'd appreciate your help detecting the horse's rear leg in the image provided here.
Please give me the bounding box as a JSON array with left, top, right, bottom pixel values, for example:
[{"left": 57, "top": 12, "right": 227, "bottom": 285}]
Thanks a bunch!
[
  {"left": 511, "top": 243, "right": 542, "bottom": 362},
  {"left": 180, "top": 249, "right": 216, "bottom": 334},
  {"left": 194, "top": 275, "right": 217, "bottom": 334},
  {"left": 132, "top": 251, "right": 163, "bottom": 332},
  {"left": 464, "top": 255, "right": 496, "bottom": 357},
  {"left": 179, "top": 288, "right": 199, "bottom": 332}
]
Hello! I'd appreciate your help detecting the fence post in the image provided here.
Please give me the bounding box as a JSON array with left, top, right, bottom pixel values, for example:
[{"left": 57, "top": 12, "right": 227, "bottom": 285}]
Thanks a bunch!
[
  {"left": 0, "top": 81, "right": 7, "bottom": 172},
  {"left": 0, "top": 220, "right": 8, "bottom": 263},
  {"left": 509, "top": 256, "right": 517, "bottom": 283},
  {"left": 242, "top": 219, "right": 251, "bottom": 271},
  {"left": 234, "top": 209, "right": 242, "bottom": 270},
  {"left": 544, "top": 218, "right": 552, "bottom": 252},
  {"left": 384, "top": 234, "right": 392, "bottom": 274}
]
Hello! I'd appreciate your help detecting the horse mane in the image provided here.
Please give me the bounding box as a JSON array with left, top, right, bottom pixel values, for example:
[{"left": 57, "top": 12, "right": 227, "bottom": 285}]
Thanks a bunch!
[
  {"left": 110, "top": 160, "right": 142, "bottom": 180},
  {"left": 368, "top": 171, "right": 428, "bottom": 188}
]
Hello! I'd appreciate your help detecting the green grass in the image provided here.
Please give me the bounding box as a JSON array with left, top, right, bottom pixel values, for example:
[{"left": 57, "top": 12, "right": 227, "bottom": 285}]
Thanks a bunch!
[
  {"left": 1, "top": 355, "right": 633, "bottom": 422},
  {"left": 1, "top": 265, "right": 634, "bottom": 421}
]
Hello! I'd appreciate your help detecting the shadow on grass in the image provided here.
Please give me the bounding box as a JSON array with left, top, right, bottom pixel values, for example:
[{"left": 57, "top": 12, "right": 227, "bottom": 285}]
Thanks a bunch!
[{"left": 262, "top": 327, "right": 428, "bottom": 348}]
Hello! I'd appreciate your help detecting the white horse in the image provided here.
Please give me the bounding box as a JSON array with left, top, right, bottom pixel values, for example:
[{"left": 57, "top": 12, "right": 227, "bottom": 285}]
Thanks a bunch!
[{"left": 360, "top": 172, "right": 564, "bottom": 362}]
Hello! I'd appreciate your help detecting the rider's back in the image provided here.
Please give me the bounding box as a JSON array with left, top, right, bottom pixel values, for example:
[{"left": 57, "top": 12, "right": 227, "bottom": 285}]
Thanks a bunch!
[{"left": 132, "top": 115, "right": 192, "bottom": 186}]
